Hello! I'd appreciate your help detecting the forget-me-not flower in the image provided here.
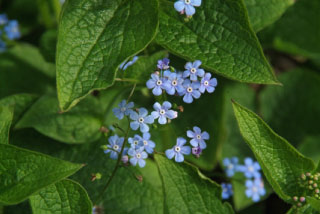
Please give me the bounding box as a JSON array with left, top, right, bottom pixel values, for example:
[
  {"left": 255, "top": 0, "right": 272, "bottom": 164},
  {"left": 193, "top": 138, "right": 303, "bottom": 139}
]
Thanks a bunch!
[
  {"left": 128, "top": 147, "right": 148, "bottom": 168},
  {"left": 119, "top": 56, "right": 139, "bottom": 70},
  {"left": 221, "top": 183, "right": 233, "bottom": 199},
  {"left": 151, "top": 101, "right": 178, "bottom": 124},
  {"left": 104, "top": 135, "right": 125, "bottom": 160},
  {"left": 223, "top": 157, "right": 240, "bottom": 177},
  {"left": 112, "top": 100, "right": 134, "bottom": 120},
  {"left": 187, "top": 126, "right": 209, "bottom": 149},
  {"left": 174, "top": 0, "right": 202, "bottom": 17},
  {"left": 180, "top": 80, "right": 201, "bottom": 103},
  {"left": 183, "top": 60, "right": 205, "bottom": 81},
  {"left": 0, "top": 14, "right": 8, "bottom": 25},
  {"left": 245, "top": 178, "right": 266, "bottom": 202},
  {"left": 128, "top": 135, "right": 144, "bottom": 149},
  {"left": 157, "top": 58, "right": 170, "bottom": 70},
  {"left": 165, "top": 137, "right": 191, "bottom": 162},
  {"left": 140, "top": 132, "right": 156, "bottom": 154},
  {"left": 146, "top": 73, "right": 166, "bottom": 96},
  {"left": 130, "top": 108, "right": 154, "bottom": 133},
  {"left": 4, "top": 20, "right": 21, "bottom": 40},
  {"left": 199, "top": 73, "right": 217, "bottom": 93},
  {"left": 163, "top": 70, "right": 184, "bottom": 95},
  {"left": 239, "top": 157, "right": 261, "bottom": 179},
  {"left": 0, "top": 39, "right": 6, "bottom": 53}
]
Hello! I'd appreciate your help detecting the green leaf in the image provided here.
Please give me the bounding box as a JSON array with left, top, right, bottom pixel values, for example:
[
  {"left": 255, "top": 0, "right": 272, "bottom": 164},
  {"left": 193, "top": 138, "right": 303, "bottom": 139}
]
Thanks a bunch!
[
  {"left": 15, "top": 95, "right": 103, "bottom": 144},
  {"left": 270, "top": 0, "right": 320, "bottom": 60},
  {"left": 306, "top": 197, "right": 320, "bottom": 212},
  {"left": 156, "top": 0, "right": 277, "bottom": 84},
  {"left": 260, "top": 69, "right": 320, "bottom": 147},
  {"left": 244, "top": 0, "right": 294, "bottom": 32},
  {"left": 232, "top": 101, "right": 315, "bottom": 201},
  {"left": 154, "top": 154, "right": 234, "bottom": 214},
  {"left": 39, "top": 29, "right": 58, "bottom": 63},
  {"left": 30, "top": 179, "right": 92, "bottom": 214},
  {"left": 57, "top": 0, "right": 159, "bottom": 111},
  {"left": 298, "top": 136, "right": 320, "bottom": 164},
  {"left": 0, "top": 144, "right": 82, "bottom": 205},
  {"left": 286, "top": 205, "right": 318, "bottom": 214},
  {"left": 0, "top": 94, "right": 38, "bottom": 125},
  {"left": 0, "top": 107, "right": 13, "bottom": 144}
]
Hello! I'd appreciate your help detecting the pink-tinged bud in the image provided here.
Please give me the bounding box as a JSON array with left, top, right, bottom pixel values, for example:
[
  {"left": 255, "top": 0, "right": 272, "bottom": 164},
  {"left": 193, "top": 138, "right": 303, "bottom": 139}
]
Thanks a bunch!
[
  {"left": 154, "top": 71, "right": 160, "bottom": 76},
  {"left": 136, "top": 175, "right": 143, "bottom": 182},
  {"left": 100, "top": 126, "right": 109, "bottom": 133},
  {"left": 122, "top": 155, "right": 129, "bottom": 164},
  {"left": 178, "top": 105, "right": 184, "bottom": 112},
  {"left": 306, "top": 172, "right": 311, "bottom": 177},
  {"left": 173, "top": 111, "right": 178, "bottom": 119},
  {"left": 299, "top": 197, "right": 306, "bottom": 202},
  {"left": 313, "top": 183, "right": 318, "bottom": 188},
  {"left": 301, "top": 173, "right": 306, "bottom": 180},
  {"left": 315, "top": 189, "right": 320, "bottom": 194},
  {"left": 293, "top": 196, "right": 298, "bottom": 201}
]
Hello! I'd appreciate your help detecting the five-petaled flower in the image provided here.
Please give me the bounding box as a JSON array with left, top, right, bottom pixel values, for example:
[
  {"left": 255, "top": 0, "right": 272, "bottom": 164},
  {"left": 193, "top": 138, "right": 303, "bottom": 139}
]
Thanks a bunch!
[
  {"left": 0, "top": 14, "right": 8, "bottom": 25},
  {"left": 157, "top": 58, "right": 170, "bottom": 70},
  {"left": 223, "top": 157, "right": 239, "bottom": 177},
  {"left": 151, "top": 101, "right": 178, "bottom": 124},
  {"left": 199, "top": 73, "right": 217, "bottom": 93},
  {"left": 187, "top": 126, "right": 209, "bottom": 149},
  {"left": 163, "top": 70, "right": 184, "bottom": 95},
  {"left": 165, "top": 137, "right": 191, "bottom": 162},
  {"left": 112, "top": 100, "right": 134, "bottom": 120},
  {"left": 128, "top": 148, "right": 148, "bottom": 168},
  {"left": 140, "top": 132, "right": 156, "bottom": 154},
  {"left": 245, "top": 178, "right": 266, "bottom": 202},
  {"left": 4, "top": 20, "right": 21, "bottom": 40},
  {"left": 238, "top": 157, "right": 261, "bottom": 179},
  {"left": 180, "top": 80, "right": 201, "bottom": 103},
  {"left": 146, "top": 73, "right": 166, "bottom": 96},
  {"left": 221, "top": 183, "right": 233, "bottom": 199},
  {"left": 130, "top": 108, "right": 154, "bottom": 133},
  {"left": 183, "top": 60, "right": 205, "bottom": 81},
  {"left": 104, "top": 135, "right": 125, "bottom": 160},
  {"left": 128, "top": 135, "right": 144, "bottom": 149},
  {"left": 174, "top": 0, "right": 202, "bottom": 17}
]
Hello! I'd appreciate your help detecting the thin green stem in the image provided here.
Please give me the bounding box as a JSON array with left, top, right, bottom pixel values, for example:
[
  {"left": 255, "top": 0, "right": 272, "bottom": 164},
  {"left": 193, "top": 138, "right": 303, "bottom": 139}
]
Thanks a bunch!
[{"left": 115, "top": 78, "right": 140, "bottom": 83}]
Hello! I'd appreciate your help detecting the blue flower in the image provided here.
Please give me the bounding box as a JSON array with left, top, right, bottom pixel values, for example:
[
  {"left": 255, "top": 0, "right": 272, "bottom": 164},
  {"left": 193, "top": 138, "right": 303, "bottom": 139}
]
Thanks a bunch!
[
  {"left": 174, "top": 0, "right": 202, "bottom": 16},
  {"left": 187, "top": 126, "right": 209, "bottom": 149},
  {"left": 151, "top": 101, "right": 178, "bottom": 124},
  {"left": 0, "top": 39, "right": 6, "bottom": 53},
  {"left": 223, "top": 157, "right": 239, "bottom": 177},
  {"left": 112, "top": 100, "right": 134, "bottom": 120},
  {"left": 128, "top": 135, "right": 144, "bottom": 149},
  {"left": 221, "top": 183, "right": 233, "bottom": 200},
  {"left": 180, "top": 80, "right": 201, "bottom": 103},
  {"left": 199, "top": 73, "right": 217, "bottom": 93},
  {"left": 192, "top": 146, "right": 202, "bottom": 158},
  {"left": 104, "top": 135, "right": 125, "bottom": 160},
  {"left": 239, "top": 157, "right": 261, "bottom": 179},
  {"left": 128, "top": 147, "right": 148, "bottom": 168},
  {"left": 140, "top": 132, "right": 156, "bottom": 154},
  {"left": 130, "top": 108, "right": 154, "bottom": 133},
  {"left": 146, "top": 73, "right": 166, "bottom": 96},
  {"left": 157, "top": 58, "right": 170, "bottom": 70},
  {"left": 0, "top": 14, "right": 8, "bottom": 25},
  {"left": 245, "top": 178, "right": 266, "bottom": 202},
  {"left": 119, "top": 56, "right": 139, "bottom": 70},
  {"left": 163, "top": 70, "right": 184, "bottom": 95},
  {"left": 165, "top": 137, "right": 191, "bottom": 162},
  {"left": 183, "top": 60, "right": 205, "bottom": 81},
  {"left": 4, "top": 20, "right": 21, "bottom": 40}
]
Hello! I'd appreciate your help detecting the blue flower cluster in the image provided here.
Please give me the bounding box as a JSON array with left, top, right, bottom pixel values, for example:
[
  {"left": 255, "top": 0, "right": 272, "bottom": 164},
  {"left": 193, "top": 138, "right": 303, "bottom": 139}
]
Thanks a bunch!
[
  {"left": 146, "top": 58, "right": 217, "bottom": 103},
  {"left": 165, "top": 126, "right": 209, "bottom": 162},
  {"left": 104, "top": 99, "right": 179, "bottom": 168},
  {"left": 0, "top": 14, "right": 21, "bottom": 52},
  {"left": 174, "top": 0, "right": 202, "bottom": 17},
  {"left": 222, "top": 157, "right": 266, "bottom": 202}
]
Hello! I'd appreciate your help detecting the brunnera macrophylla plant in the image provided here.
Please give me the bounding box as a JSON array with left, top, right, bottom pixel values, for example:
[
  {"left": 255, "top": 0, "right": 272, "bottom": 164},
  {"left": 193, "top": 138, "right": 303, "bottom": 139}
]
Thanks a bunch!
[{"left": 1, "top": 0, "right": 320, "bottom": 213}]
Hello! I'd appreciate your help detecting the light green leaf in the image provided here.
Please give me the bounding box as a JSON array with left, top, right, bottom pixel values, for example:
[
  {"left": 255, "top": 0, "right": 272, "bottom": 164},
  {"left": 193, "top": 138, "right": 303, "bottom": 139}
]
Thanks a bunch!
[
  {"left": 30, "top": 179, "right": 92, "bottom": 214},
  {"left": 0, "top": 107, "right": 13, "bottom": 144},
  {"left": 232, "top": 101, "right": 315, "bottom": 201},
  {"left": 156, "top": 0, "right": 277, "bottom": 84},
  {"left": 286, "top": 205, "right": 318, "bottom": 214},
  {"left": 0, "top": 94, "right": 38, "bottom": 125},
  {"left": 16, "top": 95, "right": 103, "bottom": 144},
  {"left": 0, "top": 144, "right": 82, "bottom": 205},
  {"left": 306, "top": 197, "right": 320, "bottom": 212},
  {"left": 154, "top": 154, "right": 234, "bottom": 214},
  {"left": 260, "top": 69, "right": 320, "bottom": 147},
  {"left": 244, "top": 0, "right": 294, "bottom": 32},
  {"left": 57, "top": 0, "right": 159, "bottom": 111}
]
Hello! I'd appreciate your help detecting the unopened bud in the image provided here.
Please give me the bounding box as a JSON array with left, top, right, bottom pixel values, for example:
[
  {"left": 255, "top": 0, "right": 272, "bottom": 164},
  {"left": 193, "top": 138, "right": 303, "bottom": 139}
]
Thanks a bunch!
[
  {"left": 122, "top": 155, "right": 129, "bottom": 164},
  {"left": 299, "top": 197, "right": 305, "bottom": 203},
  {"left": 313, "top": 183, "right": 318, "bottom": 188},
  {"left": 100, "top": 126, "right": 109, "bottom": 133},
  {"left": 301, "top": 173, "right": 306, "bottom": 180},
  {"left": 177, "top": 105, "right": 184, "bottom": 112},
  {"left": 297, "top": 202, "right": 302, "bottom": 207},
  {"left": 309, "top": 180, "right": 314, "bottom": 184},
  {"left": 192, "top": 146, "right": 202, "bottom": 158},
  {"left": 306, "top": 172, "right": 311, "bottom": 177},
  {"left": 136, "top": 175, "right": 143, "bottom": 182},
  {"left": 101, "top": 145, "right": 108, "bottom": 151},
  {"left": 293, "top": 196, "right": 298, "bottom": 201},
  {"left": 91, "top": 173, "right": 102, "bottom": 181},
  {"left": 315, "top": 189, "right": 320, "bottom": 194}
]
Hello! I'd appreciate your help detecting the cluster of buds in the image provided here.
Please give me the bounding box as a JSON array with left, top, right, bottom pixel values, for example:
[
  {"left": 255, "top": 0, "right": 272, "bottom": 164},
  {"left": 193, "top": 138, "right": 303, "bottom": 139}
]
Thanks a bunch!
[
  {"left": 292, "top": 196, "right": 306, "bottom": 208},
  {"left": 300, "top": 172, "right": 320, "bottom": 199}
]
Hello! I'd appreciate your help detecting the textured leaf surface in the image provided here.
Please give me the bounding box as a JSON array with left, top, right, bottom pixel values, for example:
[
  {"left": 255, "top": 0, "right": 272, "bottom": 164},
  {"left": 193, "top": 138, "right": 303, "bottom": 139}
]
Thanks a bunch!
[
  {"left": 0, "top": 107, "right": 13, "bottom": 144},
  {"left": 244, "top": 0, "right": 294, "bottom": 32},
  {"left": 30, "top": 179, "right": 92, "bottom": 214},
  {"left": 260, "top": 69, "right": 320, "bottom": 147},
  {"left": 16, "top": 95, "right": 103, "bottom": 144},
  {"left": 57, "top": 0, "right": 159, "bottom": 111},
  {"left": 306, "top": 197, "right": 320, "bottom": 212},
  {"left": 156, "top": 0, "right": 277, "bottom": 84},
  {"left": 271, "top": 0, "right": 320, "bottom": 60},
  {"left": 232, "top": 101, "right": 315, "bottom": 201},
  {"left": 155, "top": 154, "right": 234, "bottom": 214},
  {"left": 0, "top": 144, "right": 82, "bottom": 205},
  {"left": 0, "top": 94, "right": 38, "bottom": 125}
]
